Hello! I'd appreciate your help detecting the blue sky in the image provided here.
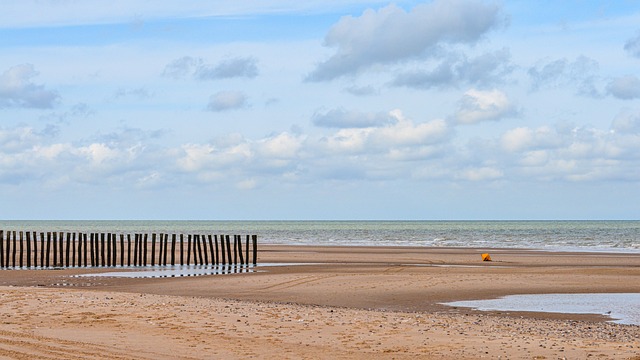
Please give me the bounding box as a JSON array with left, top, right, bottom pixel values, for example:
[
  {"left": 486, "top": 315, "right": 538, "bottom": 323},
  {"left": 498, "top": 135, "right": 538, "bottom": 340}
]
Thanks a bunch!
[{"left": 1, "top": 0, "right": 639, "bottom": 220}]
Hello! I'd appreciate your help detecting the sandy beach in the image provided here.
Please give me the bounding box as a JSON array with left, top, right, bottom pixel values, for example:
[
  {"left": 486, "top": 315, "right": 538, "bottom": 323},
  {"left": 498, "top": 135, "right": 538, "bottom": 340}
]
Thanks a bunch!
[{"left": 0, "top": 245, "right": 639, "bottom": 359}]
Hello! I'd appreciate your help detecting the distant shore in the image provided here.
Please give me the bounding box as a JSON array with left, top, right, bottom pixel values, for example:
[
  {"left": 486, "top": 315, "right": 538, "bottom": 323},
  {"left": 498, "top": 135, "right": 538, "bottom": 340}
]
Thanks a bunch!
[{"left": 0, "top": 245, "right": 638, "bottom": 359}]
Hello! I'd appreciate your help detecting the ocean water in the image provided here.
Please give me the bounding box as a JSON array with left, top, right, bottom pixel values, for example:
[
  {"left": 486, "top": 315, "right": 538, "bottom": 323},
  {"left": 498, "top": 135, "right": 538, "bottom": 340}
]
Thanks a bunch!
[
  {"left": 0, "top": 220, "right": 638, "bottom": 253},
  {"left": 443, "top": 293, "right": 640, "bottom": 325}
]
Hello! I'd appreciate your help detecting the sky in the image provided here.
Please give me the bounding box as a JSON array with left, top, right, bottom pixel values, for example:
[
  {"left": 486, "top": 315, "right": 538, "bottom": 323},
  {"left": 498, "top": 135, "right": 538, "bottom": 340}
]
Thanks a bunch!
[{"left": 1, "top": 0, "right": 639, "bottom": 220}]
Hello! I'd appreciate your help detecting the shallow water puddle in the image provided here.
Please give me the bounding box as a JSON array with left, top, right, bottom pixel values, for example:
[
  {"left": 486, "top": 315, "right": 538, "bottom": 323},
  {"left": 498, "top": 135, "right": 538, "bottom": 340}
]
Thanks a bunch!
[
  {"left": 442, "top": 293, "right": 640, "bottom": 325},
  {"left": 72, "top": 263, "right": 319, "bottom": 278}
]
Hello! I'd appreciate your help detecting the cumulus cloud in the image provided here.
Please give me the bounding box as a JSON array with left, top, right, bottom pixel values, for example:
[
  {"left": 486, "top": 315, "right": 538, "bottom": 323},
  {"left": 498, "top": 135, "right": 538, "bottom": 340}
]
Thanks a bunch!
[
  {"left": 307, "top": 0, "right": 502, "bottom": 81},
  {"left": 607, "top": 75, "right": 640, "bottom": 100},
  {"left": 0, "top": 64, "right": 60, "bottom": 109},
  {"left": 392, "top": 49, "right": 513, "bottom": 89},
  {"left": 207, "top": 91, "right": 248, "bottom": 112},
  {"left": 501, "top": 126, "right": 562, "bottom": 153},
  {"left": 527, "top": 56, "right": 600, "bottom": 96},
  {"left": 162, "top": 56, "right": 202, "bottom": 79},
  {"left": 164, "top": 56, "right": 258, "bottom": 80},
  {"left": 624, "top": 33, "right": 640, "bottom": 58},
  {"left": 453, "top": 89, "right": 517, "bottom": 125},
  {"left": 319, "top": 110, "right": 451, "bottom": 155},
  {"left": 312, "top": 108, "right": 395, "bottom": 128},
  {"left": 195, "top": 57, "right": 258, "bottom": 80},
  {"left": 344, "top": 85, "right": 378, "bottom": 96}
]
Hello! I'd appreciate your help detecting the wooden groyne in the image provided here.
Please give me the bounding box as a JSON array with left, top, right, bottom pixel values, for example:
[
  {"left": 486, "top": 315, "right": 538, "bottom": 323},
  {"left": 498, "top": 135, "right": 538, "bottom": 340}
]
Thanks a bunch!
[{"left": 0, "top": 230, "right": 257, "bottom": 269}]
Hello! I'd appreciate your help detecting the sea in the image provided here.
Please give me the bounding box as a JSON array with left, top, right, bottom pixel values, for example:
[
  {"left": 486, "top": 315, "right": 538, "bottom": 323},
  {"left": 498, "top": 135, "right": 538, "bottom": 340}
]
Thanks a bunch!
[{"left": 0, "top": 220, "right": 638, "bottom": 253}]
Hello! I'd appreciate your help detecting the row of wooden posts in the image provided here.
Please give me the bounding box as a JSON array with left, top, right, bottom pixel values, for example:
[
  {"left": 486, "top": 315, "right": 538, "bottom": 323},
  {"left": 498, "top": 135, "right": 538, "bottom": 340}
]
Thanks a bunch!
[{"left": 0, "top": 230, "right": 257, "bottom": 269}]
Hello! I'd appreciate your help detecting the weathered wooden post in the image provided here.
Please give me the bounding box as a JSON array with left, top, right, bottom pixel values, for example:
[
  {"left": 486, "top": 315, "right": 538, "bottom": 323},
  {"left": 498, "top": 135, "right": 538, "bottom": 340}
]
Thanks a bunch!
[
  {"left": 151, "top": 233, "right": 156, "bottom": 266},
  {"left": 163, "top": 234, "right": 168, "bottom": 266},
  {"left": 52, "top": 232, "right": 58, "bottom": 267},
  {"left": 120, "top": 234, "right": 124, "bottom": 267},
  {"left": 207, "top": 235, "right": 214, "bottom": 265},
  {"left": 83, "top": 233, "right": 88, "bottom": 267},
  {"left": 171, "top": 234, "right": 176, "bottom": 266},
  {"left": 143, "top": 234, "right": 148, "bottom": 266},
  {"left": 26, "top": 231, "right": 32, "bottom": 268},
  {"left": 58, "top": 232, "right": 64, "bottom": 267},
  {"left": 127, "top": 234, "right": 132, "bottom": 267},
  {"left": 70, "top": 233, "right": 75, "bottom": 267},
  {"left": 89, "top": 233, "right": 95, "bottom": 267},
  {"left": 0, "top": 230, "right": 3, "bottom": 268},
  {"left": 77, "top": 232, "right": 82, "bottom": 267},
  {"left": 158, "top": 233, "right": 164, "bottom": 266},
  {"left": 65, "top": 232, "right": 71, "bottom": 267},
  {"left": 133, "top": 234, "right": 138, "bottom": 266},
  {"left": 45, "top": 232, "right": 51, "bottom": 268},
  {"left": 252, "top": 235, "right": 257, "bottom": 266},
  {"left": 19, "top": 231, "right": 24, "bottom": 268},
  {"left": 186, "top": 234, "right": 192, "bottom": 265},
  {"left": 196, "top": 235, "right": 204, "bottom": 265},
  {"left": 233, "top": 235, "right": 238, "bottom": 265},
  {"left": 12, "top": 231, "right": 17, "bottom": 268},
  {"left": 40, "top": 232, "right": 45, "bottom": 268},
  {"left": 219, "top": 234, "right": 225, "bottom": 265}
]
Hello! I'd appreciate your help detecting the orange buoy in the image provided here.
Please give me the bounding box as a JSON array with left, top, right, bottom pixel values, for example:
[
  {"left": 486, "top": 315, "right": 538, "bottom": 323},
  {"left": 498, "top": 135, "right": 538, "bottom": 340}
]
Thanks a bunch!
[{"left": 481, "top": 253, "right": 492, "bottom": 261}]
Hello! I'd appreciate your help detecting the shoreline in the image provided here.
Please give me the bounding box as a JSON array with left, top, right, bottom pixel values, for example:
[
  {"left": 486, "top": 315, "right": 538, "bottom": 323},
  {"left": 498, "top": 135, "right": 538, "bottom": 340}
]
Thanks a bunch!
[{"left": 0, "top": 245, "right": 638, "bottom": 359}]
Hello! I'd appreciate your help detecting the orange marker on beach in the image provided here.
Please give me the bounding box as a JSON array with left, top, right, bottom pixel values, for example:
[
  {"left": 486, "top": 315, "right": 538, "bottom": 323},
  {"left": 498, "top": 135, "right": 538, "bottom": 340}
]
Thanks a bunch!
[{"left": 481, "top": 253, "right": 492, "bottom": 261}]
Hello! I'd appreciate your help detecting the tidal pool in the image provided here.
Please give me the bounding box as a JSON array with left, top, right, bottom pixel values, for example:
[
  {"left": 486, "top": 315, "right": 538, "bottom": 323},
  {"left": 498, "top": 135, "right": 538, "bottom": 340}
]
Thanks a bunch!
[{"left": 443, "top": 293, "right": 640, "bottom": 325}]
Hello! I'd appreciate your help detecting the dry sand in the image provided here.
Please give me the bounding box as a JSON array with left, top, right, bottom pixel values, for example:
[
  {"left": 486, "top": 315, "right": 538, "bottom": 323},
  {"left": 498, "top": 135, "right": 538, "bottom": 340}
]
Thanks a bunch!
[{"left": 0, "top": 245, "right": 639, "bottom": 359}]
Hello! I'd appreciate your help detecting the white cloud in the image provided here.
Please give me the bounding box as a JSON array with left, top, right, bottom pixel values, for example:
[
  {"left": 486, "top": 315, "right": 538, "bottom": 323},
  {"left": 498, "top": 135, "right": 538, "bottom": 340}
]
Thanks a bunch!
[
  {"left": 307, "top": 0, "right": 502, "bottom": 81},
  {"left": 501, "top": 126, "right": 562, "bottom": 153},
  {"left": 195, "top": 57, "right": 259, "bottom": 80},
  {"left": 453, "top": 89, "right": 517, "bottom": 125},
  {"left": 207, "top": 91, "right": 248, "bottom": 112},
  {"left": 392, "top": 49, "right": 513, "bottom": 89},
  {"left": 527, "top": 56, "right": 601, "bottom": 96},
  {"left": 624, "top": 33, "right": 640, "bottom": 58},
  {"left": 0, "top": 64, "right": 60, "bottom": 109},
  {"left": 607, "top": 75, "right": 640, "bottom": 100},
  {"left": 312, "top": 108, "right": 394, "bottom": 128}
]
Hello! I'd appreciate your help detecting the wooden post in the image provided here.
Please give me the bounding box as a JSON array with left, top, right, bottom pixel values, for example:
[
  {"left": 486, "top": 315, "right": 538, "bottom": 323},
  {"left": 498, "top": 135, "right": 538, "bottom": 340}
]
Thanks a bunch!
[
  {"left": 143, "top": 234, "right": 148, "bottom": 266},
  {"left": 58, "top": 232, "right": 64, "bottom": 267},
  {"left": 89, "top": 233, "right": 95, "bottom": 267},
  {"left": 40, "top": 232, "right": 45, "bottom": 268},
  {"left": 171, "top": 234, "right": 176, "bottom": 266},
  {"left": 12, "top": 231, "right": 17, "bottom": 268},
  {"left": 99, "top": 233, "right": 105, "bottom": 267},
  {"left": 186, "top": 234, "right": 192, "bottom": 265},
  {"left": 27, "top": 232, "right": 32, "bottom": 268},
  {"left": 120, "top": 234, "right": 124, "bottom": 267},
  {"left": 202, "top": 235, "right": 209, "bottom": 265},
  {"left": 66, "top": 233, "right": 71, "bottom": 267},
  {"left": 127, "top": 234, "right": 132, "bottom": 267},
  {"left": 151, "top": 233, "right": 156, "bottom": 266},
  {"left": 133, "top": 234, "right": 138, "bottom": 266},
  {"left": 245, "top": 235, "right": 250, "bottom": 266},
  {"left": 158, "top": 233, "right": 164, "bottom": 266},
  {"left": 107, "top": 233, "right": 113, "bottom": 266},
  {"left": 83, "top": 233, "right": 88, "bottom": 267},
  {"left": 207, "top": 235, "right": 215, "bottom": 265},
  {"left": 163, "top": 234, "right": 168, "bottom": 266},
  {"left": 32, "top": 232, "right": 37, "bottom": 268},
  {"left": 46, "top": 232, "right": 51, "bottom": 268},
  {"left": 225, "top": 235, "right": 232, "bottom": 265},
  {"left": 19, "top": 231, "right": 24, "bottom": 268},
  {"left": 180, "top": 234, "right": 184, "bottom": 266},
  {"left": 233, "top": 235, "right": 238, "bottom": 265},
  {"left": 70, "top": 233, "right": 75, "bottom": 267},
  {"left": 51, "top": 232, "right": 57, "bottom": 267},
  {"left": 0, "top": 230, "right": 3, "bottom": 268},
  {"left": 77, "top": 233, "right": 83, "bottom": 267},
  {"left": 112, "top": 234, "right": 116, "bottom": 266},
  {"left": 195, "top": 235, "right": 203, "bottom": 265},
  {"left": 237, "top": 235, "right": 244, "bottom": 265},
  {"left": 252, "top": 235, "right": 257, "bottom": 266}
]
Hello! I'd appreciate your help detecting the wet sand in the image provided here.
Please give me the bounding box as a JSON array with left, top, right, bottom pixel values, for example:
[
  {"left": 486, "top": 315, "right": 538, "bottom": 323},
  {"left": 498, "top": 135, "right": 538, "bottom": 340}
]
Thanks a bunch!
[{"left": 0, "top": 245, "right": 639, "bottom": 359}]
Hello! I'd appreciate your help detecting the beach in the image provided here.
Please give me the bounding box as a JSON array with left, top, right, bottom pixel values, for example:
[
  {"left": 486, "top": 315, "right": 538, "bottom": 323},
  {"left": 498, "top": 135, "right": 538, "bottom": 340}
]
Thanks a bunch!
[{"left": 0, "top": 245, "right": 639, "bottom": 359}]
